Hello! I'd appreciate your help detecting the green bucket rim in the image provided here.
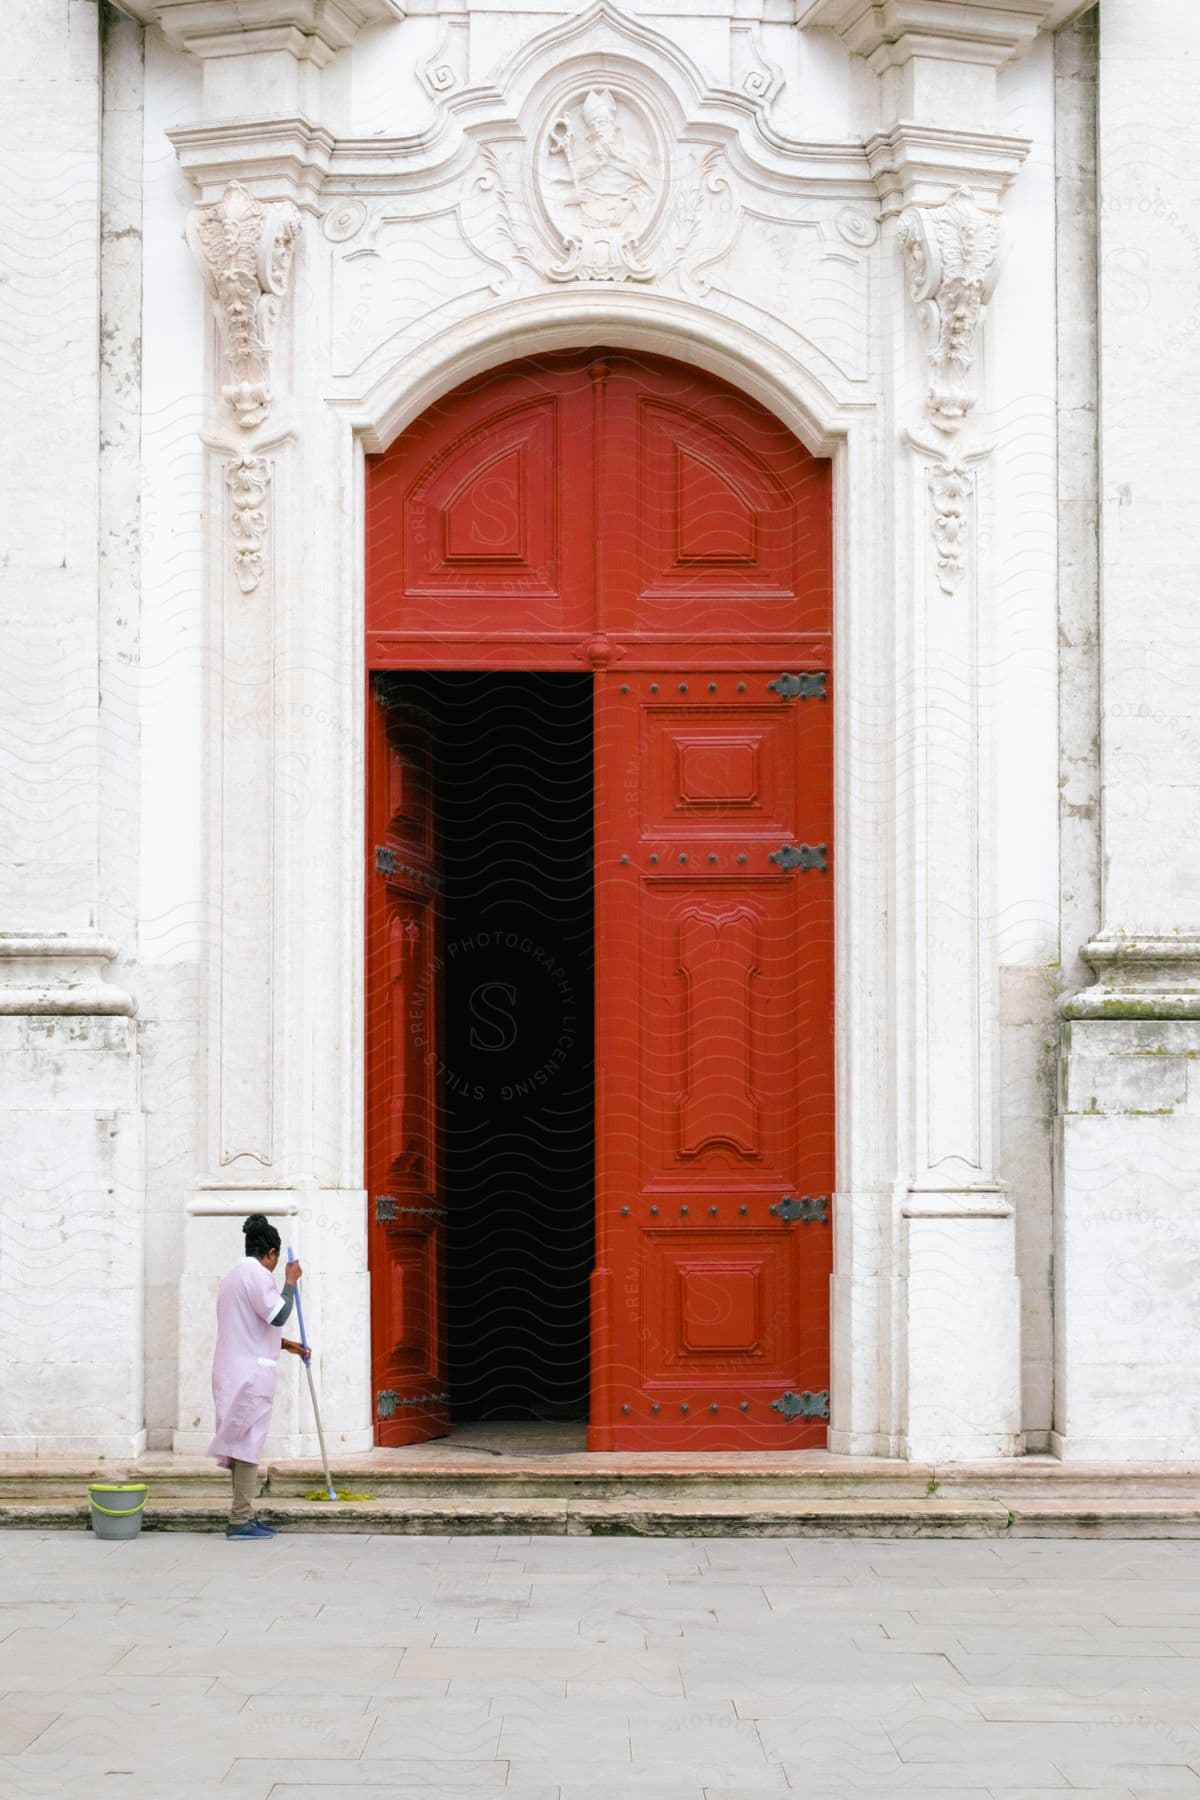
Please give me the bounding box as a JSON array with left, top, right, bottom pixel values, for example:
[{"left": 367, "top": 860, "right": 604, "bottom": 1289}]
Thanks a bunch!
[
  {"left": 88, "top": 1482, "right": 148, "bottom": 1493},
  {"left": 89, "top": 1492, "right": 147, "bottom": 1518}
]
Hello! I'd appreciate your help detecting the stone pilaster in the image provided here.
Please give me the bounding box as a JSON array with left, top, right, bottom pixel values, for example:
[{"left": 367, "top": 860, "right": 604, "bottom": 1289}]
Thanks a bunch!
[
  {"left": 800, "top": 0, "right": 1060, "bottom": 1457},
  {"left": 134, "top": 0, "right": 382, "bottom": 1456}
]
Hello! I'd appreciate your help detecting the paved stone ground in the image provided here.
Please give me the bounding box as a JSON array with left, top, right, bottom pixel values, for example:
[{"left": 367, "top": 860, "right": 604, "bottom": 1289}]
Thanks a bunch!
[{"left": 3, "top": 1531, "right": 1200, "bottom": 1798}]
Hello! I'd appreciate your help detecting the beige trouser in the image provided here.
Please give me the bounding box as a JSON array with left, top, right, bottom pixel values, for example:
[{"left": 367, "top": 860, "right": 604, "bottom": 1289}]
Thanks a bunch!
[{"left": 229, "top": 1458, "right": 259, "bottom": 1526}]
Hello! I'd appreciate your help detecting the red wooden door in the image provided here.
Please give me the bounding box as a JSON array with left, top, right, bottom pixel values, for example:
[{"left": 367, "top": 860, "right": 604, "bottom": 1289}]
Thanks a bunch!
[
  {"left": 366, "top": 351, "right": 833, "bottom": 1451},
  {"left": 591, "top": 669, "right": 833, "bottom": 1448},
  {"left": 365, "top": 686, "right": 449, "bottom": 1445}
]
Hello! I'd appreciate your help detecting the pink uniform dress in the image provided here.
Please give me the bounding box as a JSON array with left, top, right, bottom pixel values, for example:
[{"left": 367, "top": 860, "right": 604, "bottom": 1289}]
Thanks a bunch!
[{"left": 207, "top": 1257, "right": 285, "bottom": 1468}]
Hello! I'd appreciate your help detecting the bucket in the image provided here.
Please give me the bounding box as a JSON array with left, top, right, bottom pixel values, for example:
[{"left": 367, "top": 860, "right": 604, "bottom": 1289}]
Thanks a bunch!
[{"left": 88, "top": 1481, "right": 148, "bottom": 1540}]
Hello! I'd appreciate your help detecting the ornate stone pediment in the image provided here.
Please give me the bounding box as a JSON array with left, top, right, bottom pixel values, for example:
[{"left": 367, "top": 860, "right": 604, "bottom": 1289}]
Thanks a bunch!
[{"left": 407, "top": 2, "right": 788, "bottom": 295}]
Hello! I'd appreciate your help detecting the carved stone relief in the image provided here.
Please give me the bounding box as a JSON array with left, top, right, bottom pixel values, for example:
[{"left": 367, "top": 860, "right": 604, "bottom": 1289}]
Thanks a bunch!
[
  {"left": 186, "top": 179, "right": 302, "bottom": 429},
  {"left": 898, "top": 185, "right": 1003, "bottom": 598},
  {"left": 462, "top": 104, "right": 738, "bottom": 296},
  {"left": 897, "top": 185, "right": 1001, "bottom": 434},
  {"left": 926, "top": 452, "right": 970, "bottom": 598},
  {"left": 836, "top": 206, "right": 878, "bottom": 249},
  {"left": 226, "top": 454, "right": 271, "bottom": 594},
  {"left": 543, "top": 88, "right": 661, "bottom": 282}
]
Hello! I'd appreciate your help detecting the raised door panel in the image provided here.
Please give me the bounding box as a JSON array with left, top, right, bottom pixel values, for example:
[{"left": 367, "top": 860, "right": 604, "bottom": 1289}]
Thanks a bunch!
[
  {"left": 366, "top": 692, "right": 449, "bottom": 1446},
  {"left": 593, "top": 670, "right": 833, "bottom": 1449},
  {"left": 366, "top": 365, "right": 595, "bottom": 649},
  {"left": 639, "top": 883, "right": 797, "bottom": 1186},
  {"left": 600, "top": 361, "right": 832, "bottom": 646},
  {"left": 412, "top": 410, "right": 554, "bottom": 596}
]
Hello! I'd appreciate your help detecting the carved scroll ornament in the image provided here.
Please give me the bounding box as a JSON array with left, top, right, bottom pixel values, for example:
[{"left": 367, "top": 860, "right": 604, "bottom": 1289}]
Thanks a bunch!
[
  {"left": 897, "top": 185, "right": 1001, "bottom": 435},
  {"left": 226, "top": 454, "right": 271, "bottom": 594},
  {"left": 928, "top": 454, "right": 970, "bottom": 598},
  {"left": 186, "top": 180, "right": 302, "bottom": 429}
]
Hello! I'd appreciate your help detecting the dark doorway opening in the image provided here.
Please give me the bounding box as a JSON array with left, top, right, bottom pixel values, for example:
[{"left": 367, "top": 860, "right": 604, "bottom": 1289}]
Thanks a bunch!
[{"left": 395, "top": 672, "right": 595, "bottom": 1421}]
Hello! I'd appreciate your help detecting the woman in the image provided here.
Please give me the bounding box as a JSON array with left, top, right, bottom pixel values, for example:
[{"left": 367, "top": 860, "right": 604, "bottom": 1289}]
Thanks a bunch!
[{"left": 208, "top": 1214, "right": 309, "bottom": 1540}]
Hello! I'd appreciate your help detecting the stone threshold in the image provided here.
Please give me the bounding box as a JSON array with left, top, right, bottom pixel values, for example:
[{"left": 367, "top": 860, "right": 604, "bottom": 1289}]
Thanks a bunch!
[{"left": 2, "top": 1449, "right": 1198, "bottom": 1536}]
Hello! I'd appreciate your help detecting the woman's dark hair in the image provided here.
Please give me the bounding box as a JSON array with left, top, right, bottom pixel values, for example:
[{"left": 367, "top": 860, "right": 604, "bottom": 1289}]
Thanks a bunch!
[{"left": 243, "top": 1213, "right": 282, "bottom": 1259}]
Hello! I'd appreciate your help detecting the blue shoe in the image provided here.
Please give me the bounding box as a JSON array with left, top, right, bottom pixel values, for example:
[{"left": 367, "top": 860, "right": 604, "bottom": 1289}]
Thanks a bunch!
[
  {"left": 251, "top": 1520, "right": 278, "bottom": 1536},
  {"left": 225, "top": 1522, "right": 265, "bottom": 1540}
]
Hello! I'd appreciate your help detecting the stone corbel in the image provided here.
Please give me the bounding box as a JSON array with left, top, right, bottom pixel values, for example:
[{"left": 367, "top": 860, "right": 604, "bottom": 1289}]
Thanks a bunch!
[
  {"left": 186, "top": 180, "right": 302, "bottom": 430},
  {"left": 899, "top": 185, "right": 1001, "bottom": 599},
  {"left": 897, "top": 185, "right": 1001, "bottom": 435}
]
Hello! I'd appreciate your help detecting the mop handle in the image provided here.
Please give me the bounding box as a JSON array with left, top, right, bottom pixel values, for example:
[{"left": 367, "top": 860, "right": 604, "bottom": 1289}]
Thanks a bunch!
[
  {"left": 286, "top": 1243, "right": 310, "bottom": 1350},
  {"left": 288, "top": 1243, "right": 336, "bottom": 1501}
]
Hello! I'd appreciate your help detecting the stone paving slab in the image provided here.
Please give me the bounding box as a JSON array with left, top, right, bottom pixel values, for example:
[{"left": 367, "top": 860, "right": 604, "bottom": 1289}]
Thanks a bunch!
[{"left": 3, "top": 1532, "right": 1200, "bottom": 1796}]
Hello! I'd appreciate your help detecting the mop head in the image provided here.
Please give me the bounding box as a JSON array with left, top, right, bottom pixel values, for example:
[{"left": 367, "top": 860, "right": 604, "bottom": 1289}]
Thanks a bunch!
[{"left": 303, "top": 1488, "right": 374, "bottom": 1503}]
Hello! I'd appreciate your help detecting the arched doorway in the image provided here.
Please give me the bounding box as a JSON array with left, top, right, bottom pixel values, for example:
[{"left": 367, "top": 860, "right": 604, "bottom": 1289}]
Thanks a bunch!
[{"left": 365, "top": 350, "right": 834, "bottom": 1450}]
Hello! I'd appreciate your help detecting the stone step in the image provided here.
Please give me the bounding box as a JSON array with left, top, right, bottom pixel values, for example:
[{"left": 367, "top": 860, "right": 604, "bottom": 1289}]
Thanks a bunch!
[
  {"left": 4, "top": 1454, "right": 1200, "bottom": 1508},
  {"left": 4, "top": 1489, "right": 1200, "bottom": 1538},
  {"left": 276, "top": 1453, "right": 1200, "bottom": 1491}
]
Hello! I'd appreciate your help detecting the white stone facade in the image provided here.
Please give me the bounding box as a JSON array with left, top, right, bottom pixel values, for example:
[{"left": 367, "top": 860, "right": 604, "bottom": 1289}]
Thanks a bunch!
[{"left": 1, "top": 0, "right": 1196, "bottom": 1464}]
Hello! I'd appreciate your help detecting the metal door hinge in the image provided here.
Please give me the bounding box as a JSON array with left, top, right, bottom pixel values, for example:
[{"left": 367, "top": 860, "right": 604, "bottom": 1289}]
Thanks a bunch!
[
  {"left": 769, "top": 843, "right": 827, "bottom": 872},
  {"left": 374, "top": 847, "right": 444, "bottom": 891},
  {"left": 768, "top": 672, "right": 827, "bottom": 700},
  {"left": 769, "top": 1194, "right": 829, "bottom": 1224},
  {"left": 375, "top": 1195, "right": 444, "bottom": 1223},
  {"left": 770, "top": 1389, "right": 829, "bottom": 1420},
  {"left": 378, "top": 1390, "right": 450, "bottom": 1418}
]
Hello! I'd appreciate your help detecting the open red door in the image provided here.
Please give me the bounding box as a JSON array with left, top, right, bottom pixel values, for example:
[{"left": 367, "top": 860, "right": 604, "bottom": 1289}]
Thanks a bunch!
[
  {"left": 591, "top": 667, "right": 834, "bottom": 1448},
  {"left": 366, "top": 350, "right": 834, "bottom": 1452},
  {"left": 366, "top": 683, "right": 449, "bottom": 1445}
]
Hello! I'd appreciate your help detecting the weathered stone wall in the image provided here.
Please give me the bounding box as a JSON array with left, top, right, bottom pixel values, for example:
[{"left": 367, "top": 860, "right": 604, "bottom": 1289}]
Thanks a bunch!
[
  {"left": 1055, "top": 0, "right": 1200, "bottom": 1459},
  {"left": 0, "top": 0, "right": 145, "bottom": 1455}
]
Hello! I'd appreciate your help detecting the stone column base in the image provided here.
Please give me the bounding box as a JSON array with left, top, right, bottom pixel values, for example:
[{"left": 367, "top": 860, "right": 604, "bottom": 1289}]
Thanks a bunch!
[
  {"left": 0, "top": 1013, "right": 146, "bottom": 1457},
  {"left": 900, "top": 1191, "right": 1022, "bottom": 1461},
  {"left": 1055, "top": 1017, "right": 1200, "bottom": 1461}
]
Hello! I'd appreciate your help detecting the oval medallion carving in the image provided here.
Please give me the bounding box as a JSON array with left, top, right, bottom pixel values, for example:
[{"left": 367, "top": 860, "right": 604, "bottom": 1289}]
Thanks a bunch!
[{"left": 540, "top": 87, "right": 664, "bottom": 282}]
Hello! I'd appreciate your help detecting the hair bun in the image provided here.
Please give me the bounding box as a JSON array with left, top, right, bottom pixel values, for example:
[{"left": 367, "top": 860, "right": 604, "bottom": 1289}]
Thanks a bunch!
[{"left": 243, "top": 1212, "right": 270, "bottom": 1235}]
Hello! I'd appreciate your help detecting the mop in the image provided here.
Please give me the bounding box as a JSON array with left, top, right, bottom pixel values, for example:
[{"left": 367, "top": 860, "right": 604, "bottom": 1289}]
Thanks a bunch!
[{"left": 288, "top": 1244, "right": 372, "bottom": 1505}]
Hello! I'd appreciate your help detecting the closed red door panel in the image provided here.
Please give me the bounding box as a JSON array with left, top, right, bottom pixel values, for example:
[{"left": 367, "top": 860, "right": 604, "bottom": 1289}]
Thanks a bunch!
[
  {"left": 366, "top": 691, "right": 449, "bottom": 1446},
  {"left": 591, "top": 670, "right": 833, "bottom": 1449}
]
